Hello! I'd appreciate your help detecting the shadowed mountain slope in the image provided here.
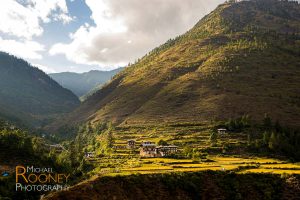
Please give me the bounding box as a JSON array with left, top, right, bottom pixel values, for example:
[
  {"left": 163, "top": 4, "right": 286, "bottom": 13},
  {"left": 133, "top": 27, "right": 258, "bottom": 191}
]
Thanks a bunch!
[{"left": 0, "top": 52, "right": 80, "bottom": 127}]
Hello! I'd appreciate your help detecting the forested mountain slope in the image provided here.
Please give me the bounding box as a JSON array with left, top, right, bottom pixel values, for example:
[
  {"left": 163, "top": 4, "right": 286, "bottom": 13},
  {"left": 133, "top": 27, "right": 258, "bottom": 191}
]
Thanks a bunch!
[
  {"left": 50, "top": 0, "right": 300, "bottom": 131},
  {"left": 0, "top": 52, "right": 80, "bottom": 127}
]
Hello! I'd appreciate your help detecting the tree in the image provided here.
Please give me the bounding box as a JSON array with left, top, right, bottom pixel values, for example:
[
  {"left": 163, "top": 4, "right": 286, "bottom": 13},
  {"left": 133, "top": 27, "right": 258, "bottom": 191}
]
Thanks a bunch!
[
  {"left": 105, "top": 124, "right": 114, "bottom": 149},
  {"left": 274, "top": 120, "right": 282, "bottom": 132},
  {"left": 268, "top": 132, "right": 278, "bottom": 150},
  {"left": 227, "top": 0, "right": 237, "bottom": 3},
  {"left": 210, "top": 131, "right": 218, "bottom": 146},
  {"left": 263, "top": 131, "right": 270, "bottom": 146},
  {"left": 263, "top": 114, "right": 272, "bottom": 129},
  {"left": 86, "top": 122, "right": 93, "bottom": 134},
  {"left": 157, "top": 139, "right": 168, "bottom": 146},
  {"left": 247, "top": 133, "right": 252, "bottom": 146}
]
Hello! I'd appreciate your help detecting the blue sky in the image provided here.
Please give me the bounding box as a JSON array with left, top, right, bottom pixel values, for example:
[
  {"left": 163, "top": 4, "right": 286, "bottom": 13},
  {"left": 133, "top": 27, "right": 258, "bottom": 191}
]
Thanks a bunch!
[{"left": 0, "top": 0, "right": 224, "bottom": 73}]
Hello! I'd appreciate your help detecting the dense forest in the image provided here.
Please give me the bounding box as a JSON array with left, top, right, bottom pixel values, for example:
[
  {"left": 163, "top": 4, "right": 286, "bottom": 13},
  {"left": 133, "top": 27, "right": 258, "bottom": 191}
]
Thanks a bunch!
[{"left": 0, "top": 52, "right": 80, "bottom": 127}]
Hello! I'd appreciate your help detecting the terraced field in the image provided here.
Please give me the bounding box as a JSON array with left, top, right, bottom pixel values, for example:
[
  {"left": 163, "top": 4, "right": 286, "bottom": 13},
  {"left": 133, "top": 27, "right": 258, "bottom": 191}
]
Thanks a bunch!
[
  {"left": 86, "top": 124, "right": 300, "bottom": 177},
  {"left": 87, "top": 156, "right": 300, "bottom": 177}
]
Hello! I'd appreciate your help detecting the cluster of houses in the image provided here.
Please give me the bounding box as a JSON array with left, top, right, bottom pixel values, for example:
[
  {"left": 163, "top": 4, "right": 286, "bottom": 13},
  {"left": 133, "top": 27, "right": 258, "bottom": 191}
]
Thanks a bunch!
[
  {"left": 85, "top": 140, "right": 179, "bottom": 158},
  {"left": 139, "top": 141, "right": 178, "bottom": 157},
  {"left": 126, "top": 140, "right": 178, "bottom": 158},
  {"left": 85, "top": 128, "right": 227, "bottom": 158}
]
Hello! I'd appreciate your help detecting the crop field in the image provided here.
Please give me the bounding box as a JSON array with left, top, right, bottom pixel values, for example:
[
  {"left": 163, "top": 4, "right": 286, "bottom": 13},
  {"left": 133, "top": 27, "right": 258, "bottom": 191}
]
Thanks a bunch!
[
  {"left": 88, "top": 154, "right": 300, "bottom": 177},
  {"left": 87, "top": 124, "right": 300, "bottom": 177}
]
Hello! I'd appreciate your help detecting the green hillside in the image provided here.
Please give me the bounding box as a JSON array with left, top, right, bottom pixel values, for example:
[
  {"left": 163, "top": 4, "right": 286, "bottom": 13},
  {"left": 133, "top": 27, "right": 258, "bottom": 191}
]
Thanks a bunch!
[
  {"left": 0, "top": 52, "right": 80, "bottom": 127},
  {"left": 51, "top": 0, "right": 300, "bottom": 130},
  {"left": 0, "top": 119, "right": 81, "bottom": 200},
  {"left": 49, "top": 68, "right": 123, "bottom": 99}
]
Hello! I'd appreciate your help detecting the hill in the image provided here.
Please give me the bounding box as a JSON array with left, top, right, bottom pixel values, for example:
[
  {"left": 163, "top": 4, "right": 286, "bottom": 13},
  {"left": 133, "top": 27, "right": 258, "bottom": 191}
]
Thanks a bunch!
[
  {"left": 43, "top": 171, "right": 300, "bottom": 200},
  {"left": 49, "top": 0, "right": 300, "bottom": 132},
  {"left": 49, "top": 68, "right": 124, "bottom": 99},
  {"left": 0, "top": 119, "right": 78, "bottom": 200},
  {"left": 0, "top": 52, "right": 80, "bottom": 127}
]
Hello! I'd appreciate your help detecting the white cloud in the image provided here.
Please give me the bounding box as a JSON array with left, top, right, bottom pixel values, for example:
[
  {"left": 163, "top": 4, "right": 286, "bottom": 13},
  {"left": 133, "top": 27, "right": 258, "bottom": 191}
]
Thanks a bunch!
[
  {"left": 28, "top": 0, "right": 75, "bottom": 24},
  {"left": 49, "top": 0, "right": 224, "bottom": 69},
  {"left": 32, "top": 63, "right": 56, "bottom": 73},
  {"left": 0, "top": 0, "right": 74, "bottom": 39},
  {"left": 0, "top": 0, "right": 43, "bottom": 39},
  {"left": 0, "top": 37, "right": 45, "bottom": 60}
]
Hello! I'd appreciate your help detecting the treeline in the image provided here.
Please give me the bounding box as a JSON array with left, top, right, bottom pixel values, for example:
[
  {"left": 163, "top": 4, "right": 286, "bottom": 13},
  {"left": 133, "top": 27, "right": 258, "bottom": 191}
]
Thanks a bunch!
[
  {"left": 250, "top": 117, "right": 300, "bottom": 161},
  {"left": 217, "top": 115, "right": 300, "bottom": 161}
]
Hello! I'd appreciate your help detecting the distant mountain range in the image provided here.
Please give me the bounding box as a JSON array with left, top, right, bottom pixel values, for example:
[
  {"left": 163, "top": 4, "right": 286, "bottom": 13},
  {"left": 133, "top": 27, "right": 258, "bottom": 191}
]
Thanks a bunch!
[
  {"left": 0, "top": 52, "right": 80, "bottom": 127},
  {"left": 47, "top": 0, "right": 300, "bottom": 132},
  {"left": 49, "top": 68, "right": 124, "bottom": 99}
]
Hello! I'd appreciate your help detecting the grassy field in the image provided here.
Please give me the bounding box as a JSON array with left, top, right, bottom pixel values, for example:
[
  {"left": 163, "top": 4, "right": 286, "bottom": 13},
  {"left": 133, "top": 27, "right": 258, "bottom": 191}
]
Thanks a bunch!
[{"left": 87, "top": 156, "right": 300, "bottom": 177}]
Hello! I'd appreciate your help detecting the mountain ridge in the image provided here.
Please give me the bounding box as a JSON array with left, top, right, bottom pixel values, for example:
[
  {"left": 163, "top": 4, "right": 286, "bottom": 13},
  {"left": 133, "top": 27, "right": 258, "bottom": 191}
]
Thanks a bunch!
[
  {"left": 0, "top": 52, "right": 80, "bottom": 127},
  {"left": 49, "top": 68, "right": 124, "bottom": 98},
  {"left": 47, "top": 0, "right": 300, "bottom": 133}
]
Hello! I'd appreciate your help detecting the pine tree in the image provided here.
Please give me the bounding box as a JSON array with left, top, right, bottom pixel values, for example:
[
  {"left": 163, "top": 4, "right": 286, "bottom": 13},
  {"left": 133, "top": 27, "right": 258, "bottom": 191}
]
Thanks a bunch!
[
  {"left": 263, "top": 113, "right": 272, "bottom": 129},
  {"left": 106, "top": 123, "right": 114, "bottom": 148},
  {"left": 263, "top": 131, "right": 270, "bottom": 146},
  {"left": 268, "top": 132, "right": 277, "bottom": 150},
  {"left": 210, "top": 131, "right": 218, "bottom": 146}
]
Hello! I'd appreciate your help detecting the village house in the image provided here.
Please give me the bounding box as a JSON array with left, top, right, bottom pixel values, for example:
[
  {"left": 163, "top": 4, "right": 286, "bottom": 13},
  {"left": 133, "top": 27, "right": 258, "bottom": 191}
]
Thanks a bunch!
[
  {"left": 155, "top": 145, "right": 178, "bottom": 157},
  {"left": 217, "top": 128, "right": 227, "bottom": 134},
  {"left": 140, "top": 141, "right": 157, "bottom": 157},
  {"left": 140, "top": 141, "right": 178, "bottom": 157},
  {"left": 127, "top": 140, "right": 136, "bottom": 149},
  {"left": 85, "top": 151, "right": 95, "bottom": 158}
]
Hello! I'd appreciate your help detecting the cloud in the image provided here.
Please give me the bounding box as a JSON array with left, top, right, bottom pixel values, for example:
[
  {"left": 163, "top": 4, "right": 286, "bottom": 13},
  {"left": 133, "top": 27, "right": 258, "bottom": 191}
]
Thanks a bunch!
[
  {"left": 32, "top": 63, "right": 56, "bottom": 73},
  {"left": 0, "top": 0, "right": 74, "bottom": 39},
  {"left": 0, "top": 37, "right": 45, "bottom": 60},
  {"left": 49, "top": 0, "right": 224, "bottom": 69}
]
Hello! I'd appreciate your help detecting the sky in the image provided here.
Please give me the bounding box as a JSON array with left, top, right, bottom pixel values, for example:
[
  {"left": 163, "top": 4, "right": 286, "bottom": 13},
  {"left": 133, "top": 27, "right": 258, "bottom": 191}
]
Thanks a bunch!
[{"left": 0, "top": 0, "right": 225, "bottom": 73}]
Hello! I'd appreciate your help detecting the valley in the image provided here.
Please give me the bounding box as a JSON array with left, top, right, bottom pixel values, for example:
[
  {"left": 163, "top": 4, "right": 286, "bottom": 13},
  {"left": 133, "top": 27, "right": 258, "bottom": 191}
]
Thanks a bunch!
[{"left": 0, "top": 0, "right": 300, "bottom": 199}]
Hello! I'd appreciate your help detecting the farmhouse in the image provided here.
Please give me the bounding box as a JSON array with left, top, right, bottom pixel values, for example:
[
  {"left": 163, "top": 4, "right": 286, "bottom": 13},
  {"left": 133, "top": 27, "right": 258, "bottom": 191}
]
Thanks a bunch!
[
  {"left": 217, "top": 128, "right": 227, "bottom": 134},
  {"left": 85, "top": 152, "right": 95, "bottom": 158},
  {"left": 156, "top": 145, "right": 178, "bottom": 157},
  {"left": 140, "top": 141, "right": 156, "bottom": 157},
  {"left": 140, "top": 141, "right": 178, "bottom": 157},
  {"left": 127, "top": 140, "right": 136, "bottom": 149}
]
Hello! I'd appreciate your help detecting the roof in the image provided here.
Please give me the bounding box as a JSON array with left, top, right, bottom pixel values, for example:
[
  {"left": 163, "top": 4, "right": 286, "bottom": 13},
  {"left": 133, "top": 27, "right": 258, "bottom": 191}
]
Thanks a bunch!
[
  {"left": 49, "top": 144, "right": 65, "bottom": 149},
  {"left": 156, "top": 145, "right": 178, "bottom": 149},
  {"left": 141, "top": 143, "right": 156, "bottom": 147}
]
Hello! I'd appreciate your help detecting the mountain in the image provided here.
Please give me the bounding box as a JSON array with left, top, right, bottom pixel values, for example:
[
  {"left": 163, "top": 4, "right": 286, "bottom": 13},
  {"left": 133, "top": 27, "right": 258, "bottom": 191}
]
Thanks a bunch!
[
  {"left": 0, "top": 52, "right": 80, "bottom": 127},
  {"left": 49, "top": 68, "right": 124, "bottom": 98},
  {"left": 49, "top": 0, "right": 300, "bottom": 131}
]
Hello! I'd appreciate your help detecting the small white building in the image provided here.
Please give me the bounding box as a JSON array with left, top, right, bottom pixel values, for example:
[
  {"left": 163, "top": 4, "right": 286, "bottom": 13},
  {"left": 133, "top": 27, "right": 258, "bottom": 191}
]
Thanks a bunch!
[
  {"left": 217, "top": 128, "right": 227, "bottom": 134},
  {"left": 85, "top": 152, "right": 95, "bottom": 158}
]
